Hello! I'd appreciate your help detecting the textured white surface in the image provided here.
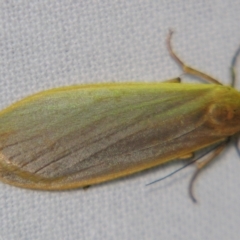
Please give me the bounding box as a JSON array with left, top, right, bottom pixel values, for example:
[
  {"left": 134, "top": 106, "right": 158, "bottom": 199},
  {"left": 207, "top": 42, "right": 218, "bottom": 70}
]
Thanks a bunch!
[{"left": 0, "top": 1, "right": 240, "bottom": 240}]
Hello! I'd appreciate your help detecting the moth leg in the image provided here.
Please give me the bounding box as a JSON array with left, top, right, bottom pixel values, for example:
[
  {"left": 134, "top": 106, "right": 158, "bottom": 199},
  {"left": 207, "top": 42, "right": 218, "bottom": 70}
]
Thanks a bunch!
[
  {"left": 189, "top": 142, "right": 227, "bottom": 203},
  {"left": 162, "top": 77, "right": 181, "bottom": 83},
  {"left": 83, "top": 185, "right": 91, "bottom": 190},
  {"left": 179, "top": 152, "right": 194, "bottom": 159},
  {"left": 167, "top": 30, "right": 222, "bottom": 85}
]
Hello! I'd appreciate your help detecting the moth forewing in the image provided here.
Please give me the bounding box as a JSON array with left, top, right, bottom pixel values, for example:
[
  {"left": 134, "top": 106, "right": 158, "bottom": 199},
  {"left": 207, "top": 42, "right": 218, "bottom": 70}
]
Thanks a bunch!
[{"left": 0, "top": 31, "right": 239, "bottom": 201}]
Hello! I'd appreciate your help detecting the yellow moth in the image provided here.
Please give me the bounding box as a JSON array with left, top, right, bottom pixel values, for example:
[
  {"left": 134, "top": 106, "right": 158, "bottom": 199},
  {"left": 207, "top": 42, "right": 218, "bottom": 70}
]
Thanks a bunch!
[{"left": 0, "top": 31, "right": 239, "bottom": 201}]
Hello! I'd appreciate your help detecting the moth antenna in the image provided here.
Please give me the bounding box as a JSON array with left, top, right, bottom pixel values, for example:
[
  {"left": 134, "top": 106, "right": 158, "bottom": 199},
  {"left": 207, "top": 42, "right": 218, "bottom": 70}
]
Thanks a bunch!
[
  {"left": 230, "top": 45, "right": 240, "bottom": 87},
  {"left": 147, "top": 141, "right": 227, "bottom": 203}
]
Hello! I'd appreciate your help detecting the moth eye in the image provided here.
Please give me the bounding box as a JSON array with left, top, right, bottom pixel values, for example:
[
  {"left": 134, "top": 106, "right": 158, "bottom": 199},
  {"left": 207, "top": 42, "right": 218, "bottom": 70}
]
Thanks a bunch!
[{"left": 208, "top": 104, "right": 234, "bottom": 125}]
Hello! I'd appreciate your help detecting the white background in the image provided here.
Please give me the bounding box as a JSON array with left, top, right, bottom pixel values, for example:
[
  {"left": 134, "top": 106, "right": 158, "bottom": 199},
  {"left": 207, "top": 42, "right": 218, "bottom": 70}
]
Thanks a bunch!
[{"left": 0, "top": 1, "right": 240, "bottom": 240}]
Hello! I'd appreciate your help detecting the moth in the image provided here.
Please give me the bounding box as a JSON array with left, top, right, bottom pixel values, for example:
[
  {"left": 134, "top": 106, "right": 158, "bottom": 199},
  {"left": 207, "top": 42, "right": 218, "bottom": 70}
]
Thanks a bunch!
[{"left": 0, "top": 31, "right": 239, "bottom": 202}]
